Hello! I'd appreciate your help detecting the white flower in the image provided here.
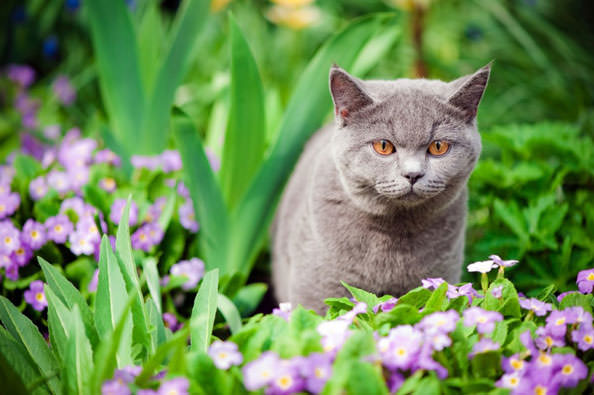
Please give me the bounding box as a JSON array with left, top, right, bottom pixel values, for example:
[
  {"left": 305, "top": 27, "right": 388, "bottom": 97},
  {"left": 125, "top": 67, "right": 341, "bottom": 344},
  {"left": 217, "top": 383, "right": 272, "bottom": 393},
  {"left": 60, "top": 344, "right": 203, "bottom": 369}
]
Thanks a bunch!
[{"left": 467, "top": 260, "right": 497, "bottom": 274}]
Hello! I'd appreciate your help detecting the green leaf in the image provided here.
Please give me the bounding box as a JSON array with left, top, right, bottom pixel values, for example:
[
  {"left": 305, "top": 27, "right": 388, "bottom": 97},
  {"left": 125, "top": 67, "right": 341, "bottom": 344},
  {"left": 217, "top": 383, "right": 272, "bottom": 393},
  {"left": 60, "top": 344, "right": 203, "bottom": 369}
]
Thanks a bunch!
[
  {"left": 0, "top": 296, "right": 61, "bottom": 395},
  {"left": 341, "top": 282, "right": 380, "bottom": 311},
  {"left": 424, "top": 283, "right": 449, "bottom": 313},
  {"left": 231, "top": 15, "right": 386, "bottom": 281},
  {"left": 191, "top": 269, "right": 219, "bottom": 353},
  {"left": 174, "top": 115, "right": 230, "bottom": 273},
  {"left": 220, "top": 14, "right": 266, "bottom": 210},
  {"left": 396, "top": 287, "right": 432, "bottom": 309},
  {"left": 471, "top": 350, "right": 501, "bottom": 379},
  {"left": 232, "top": 283, "right": 267, "bottom": 317},
  {"left": 217, "top": 293, "right": 243, "bottom": 335},
  {"left": 493, "top": 199, "right": 529, "bottom": 242},
  {"left": 0, "top": 326, "right": 50, "bottom": 395},
  {"left": 64, "top": 305, "right": 94, "bottom": 395},
  {"left": 396, "top": 370, "right": 424, "bottom": 395},
  {"left": 412, "top": 374, "right": 441, "bottom": 395},
  {"left": 375, "top": 304, "right": 422, "bottom": 327},
  {"left": 560, "top": 292, "right": 593, "bottom": 313},
  {"left": 135, "top": 327, "right": 190, "bottom": 386},
  {"left": 39, "top": 258, "right": 99, "bottom": 348},
  {"left": 142, "top": 0, "right": 210, "bottom": 154},
  {"left": 13, "top": 154, "right": 41, "bottom": 180},
  {"left": 45, "top": 286, "right": 71, "bottom": 363},
  {"left": 187, "top": 352, "right": 234, "bottom": 395},
  {"left": 142, "top": 257, "right": 162, "bottom": 314},
  {"left": 95, "top": 235, "right": 133, "bottom": 367},
  {"left": 146, "top": 299, "right": 167, "bottom": 350},
  {"left": 345, "top": 360, "right": 388, "bottom": 395},
  {"left": 86, "top": 0, "right": 145, "bottom": 156}
]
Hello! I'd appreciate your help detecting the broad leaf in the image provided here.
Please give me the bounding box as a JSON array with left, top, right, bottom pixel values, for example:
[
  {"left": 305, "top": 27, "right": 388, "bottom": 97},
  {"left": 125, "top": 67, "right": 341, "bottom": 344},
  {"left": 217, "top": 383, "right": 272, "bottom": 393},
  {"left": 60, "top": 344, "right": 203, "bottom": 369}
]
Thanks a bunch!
[
  {"left": 64, "top": 305, "right": 94, "bottom": 395},
  {"left": 190, "top": 269, "right": 219, "bottom": 353}
]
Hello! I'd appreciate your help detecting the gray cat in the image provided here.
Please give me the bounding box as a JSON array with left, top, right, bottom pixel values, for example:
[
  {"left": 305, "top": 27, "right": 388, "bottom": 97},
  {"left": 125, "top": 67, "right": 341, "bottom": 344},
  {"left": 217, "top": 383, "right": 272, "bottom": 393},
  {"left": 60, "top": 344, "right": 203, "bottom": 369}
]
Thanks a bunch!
[{"left": 271, "top": 64, "right": 490, "bottom": 313}]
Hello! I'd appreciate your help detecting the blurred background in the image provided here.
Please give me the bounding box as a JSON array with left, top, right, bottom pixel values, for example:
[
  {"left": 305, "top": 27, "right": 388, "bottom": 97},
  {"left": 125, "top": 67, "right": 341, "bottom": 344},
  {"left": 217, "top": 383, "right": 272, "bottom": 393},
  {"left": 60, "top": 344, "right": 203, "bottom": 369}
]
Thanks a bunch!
[{"left": 1, "top": 0, "right": 593, "bottom": 296}]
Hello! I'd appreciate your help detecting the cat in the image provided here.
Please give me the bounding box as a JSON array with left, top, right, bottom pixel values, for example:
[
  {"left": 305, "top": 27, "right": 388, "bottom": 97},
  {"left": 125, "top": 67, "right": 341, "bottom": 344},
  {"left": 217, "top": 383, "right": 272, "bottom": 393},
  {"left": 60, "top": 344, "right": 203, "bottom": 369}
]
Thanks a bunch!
[{"left": 271, "top": 63, "right": 490, "bottom": 313}]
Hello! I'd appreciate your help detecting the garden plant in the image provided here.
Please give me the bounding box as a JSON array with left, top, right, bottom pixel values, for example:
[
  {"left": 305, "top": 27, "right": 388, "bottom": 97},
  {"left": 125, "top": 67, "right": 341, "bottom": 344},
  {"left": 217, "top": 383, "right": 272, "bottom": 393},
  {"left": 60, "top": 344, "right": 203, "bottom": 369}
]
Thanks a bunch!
[{"left": 0, "top": 0, "right": 593, "bottom": 394}]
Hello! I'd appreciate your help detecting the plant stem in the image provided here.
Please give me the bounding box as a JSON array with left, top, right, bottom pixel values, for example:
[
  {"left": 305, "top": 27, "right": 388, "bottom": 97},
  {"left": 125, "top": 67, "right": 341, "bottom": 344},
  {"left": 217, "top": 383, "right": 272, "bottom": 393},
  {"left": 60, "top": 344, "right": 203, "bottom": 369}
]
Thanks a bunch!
[{"left": 411, "top": 4, "right": 427, "bottom": 78}]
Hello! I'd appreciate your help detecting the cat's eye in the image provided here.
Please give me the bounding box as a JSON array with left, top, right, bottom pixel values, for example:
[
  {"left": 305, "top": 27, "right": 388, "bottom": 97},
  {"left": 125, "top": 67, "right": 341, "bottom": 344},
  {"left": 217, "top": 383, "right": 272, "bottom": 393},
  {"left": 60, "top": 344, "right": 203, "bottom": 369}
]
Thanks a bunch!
[
  {"left": 428, "top": 140, "right": 450, "bottom": 156},
  {"left": 372, "top": 140, "right": 395, "bottom": 156}
]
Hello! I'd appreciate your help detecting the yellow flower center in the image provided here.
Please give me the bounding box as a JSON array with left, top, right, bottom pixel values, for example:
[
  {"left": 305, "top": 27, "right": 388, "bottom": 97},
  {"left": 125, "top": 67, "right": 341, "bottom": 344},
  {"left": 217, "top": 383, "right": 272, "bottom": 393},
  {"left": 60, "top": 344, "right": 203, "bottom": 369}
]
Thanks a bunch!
[
  {"left": 509, "top": 377, "right": 519, "bottom": 386},
  {"left": 260, "top": 370, "right": 271, "bottom": 379},
  {"left": 555, "top": 318, "right": 565, "bottom": 326},
  {"left": 35, "top": 292, "right": 45, "bottom": 302},
  {"left": 79, "top": 239, "right": 87, "bottom": 246},
  {"left": 277, "top": 375, "right": 293, "bottom": 390},
  {"left": 584, "top": 335, "right": 593, "bottom": 344},
  {"left": 54, "top": 225, "right": 63, "bottom": 232},
  {"left": 31, "top": 230, "right": 39, "bottom": 239},
  {"left": 103, "top": 178, "right": 116, "bottom": 189},
  {"left": 218, "top": 352, "right": 228, "bottom": 360},
  {"left": 511, "top": 359, "right": 524, "bottom": 370},
  {"left": 562, "top": 364, "right": 574, "bottom": 375},
  {"left": 587, "top": 273, "right": 594, "bottom": 281},
  {"left": 4, "top": 236, "right": 12, "bottom": 244},
  {"left": 0, "top": 204, "right": 5, "bottom": 212},
  {"left": 139, "top": 234, "right": 147, "bottom": 241},
  {"left": 535, "top": 385, "right": 547, "bottom": 395},
  {"left": 436, "top": 319, "right": 446, "bottom": 326},
  {"left": 396, "top": 348, "right": 407, "bottom": 357},
  {"left": 477, "top": 316, "right": 487, "bottom": 324},
  {"left": 538, "top": 353, "right": 552, "bottom": 366},
  {"left": 545, "top": 337, "right": 553, "bottom": 347},
  {"left": 314, "top": 367, "right": 325, "bottom": 378},
  {"left": 16, "top": 248, "right": 25, "bottom": 256}
]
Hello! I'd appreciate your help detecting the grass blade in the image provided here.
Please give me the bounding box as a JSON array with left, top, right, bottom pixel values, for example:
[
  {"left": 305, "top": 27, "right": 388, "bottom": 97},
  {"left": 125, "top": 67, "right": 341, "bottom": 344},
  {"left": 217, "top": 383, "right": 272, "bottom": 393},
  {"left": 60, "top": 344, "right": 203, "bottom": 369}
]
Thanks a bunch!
[
  {"left": 142, "top": 257, "right": 162, "bottom": 314},
  {"left": 0, "top": 296, "right": 61, "bottom": 394},
  {"left": 220, "top": 14, "right": 266, "bottom": 209},
  {"left": 190, "top": 269, "right": 219, "bottom": 353},
  {"left": 45, "top": 287, "right": 71, "bottom": 363},
  {"left": 231, "top": 15, "right": 385, "bottom": 276},
  {"left": 217, "top": 293, "right": 242, "bottom": 334},
  {"left": 85, "top": 0, "right": 145, "bottom": 155},
  {"left": 64, "top": 305, "right": 94, "bottom": 395},
  {"left": 39, "top": 257, "right": 99, "bottom": 348},
  {"left": 174, "top": 114, "right": 230, "bottom": 273},
  {"left": 142, "top": 0, "right": 210, "bottom": 154}
]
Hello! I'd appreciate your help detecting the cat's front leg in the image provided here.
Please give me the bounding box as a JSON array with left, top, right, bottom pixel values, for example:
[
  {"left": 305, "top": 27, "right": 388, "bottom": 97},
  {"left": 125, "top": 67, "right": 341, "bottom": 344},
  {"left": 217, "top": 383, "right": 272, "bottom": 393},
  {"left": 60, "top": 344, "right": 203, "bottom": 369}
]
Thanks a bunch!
[{"left": 288, "top": 261, "right": 349, "bottom": 314}]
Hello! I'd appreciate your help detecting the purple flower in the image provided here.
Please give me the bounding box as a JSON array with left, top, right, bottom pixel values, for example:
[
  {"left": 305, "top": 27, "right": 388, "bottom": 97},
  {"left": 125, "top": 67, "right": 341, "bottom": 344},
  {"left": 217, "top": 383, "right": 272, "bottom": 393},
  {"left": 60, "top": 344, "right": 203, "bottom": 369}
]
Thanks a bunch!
[
  {"left": 208, "top": 341, "right": 243, "bottom": 370},
  {"left": 467, "top": 260, "right": 497, "bottom": 273},
  {"left": 267, "top": 359, "right": 305, "bottom": 395},
  {"left": 272, "top": 302, "right": 292, "bottom": 321},
  {"left": 502, "top": 354, "right": 526, "bottom": 374},
  {"left": 387, "top": 371, "right": 405, "bottom": 393},
  {"left": 67, "top": 166, "right": 90, "bottom": 192},
  {"left": 112, "top": 365, "right": 141, "bottom": 384},
  {"left": 11, "top": 244, "right": 32, "bottom": 267},
  {"left": 0, "top": 192, "right": 20, "bottom": 219},
  {"left": 519, "top": 297, "right": 552, "bottom": 316},
  {"left": 456, "top": 283, "right": 482, "bottom": 304},
  {"left": 488, "top": 254, "right": 518, "bottom": 268},
  {"left": 470, "top": 338, "right": 499, "bottom": 357},
  {"left": 144, "top": 197, "right": 167, "bottom": 223},
  {"left": 178, "top": 200, "right": 199, "bottom": 233},
  {"left": 7, "top": 64, "right": 35, "bottom": 87},
  {"left": 571, "top": 325, "right": 594, "bottom": 351},
  {"left": 163, "top": 312, "right": 181, "bottom": 332},
  {"left": 491, "top": 285, "right": 503, "bottom": 298},
  {"left": 377, "top": 325, "right": 423, "bottom": 370},
  {"left": 566, "top": 306, "right": 592, "bottom": 328},
  {"left": 0, "top": 221, "right": 20, "bottom": 254},
  {"left": 43, "top": 125, "right": 61, "bottom": 140},
  {"left": 58, "top": 137, "right": 96, "bottom": 169},
  {"left": 160, "top": 150, "right": 182, "bottom": 172},
  {"left": 109, "top": 199, "right": 138, "bottom": 226},
  {"left": 176, "top": 182, "right": 190, "bottom": 199},
  {"left": 45, "top": 214, "right": 73, "bottom": 244},
  {"left": 88, "top": 269, "right": 99, "bottom": 293},
  {"left": 298, "top": 353, "right": 332, "bottom": 394},
  {"left": 463, "top": 307, "right": 503, "bottom": 334},
  {"left": 29, "top": 176, "right": 48, "bottom": 200},
  {"left": 95, "top": 149, "right": 121, "bottom": 166},
  {"left": 170, "top": 258, "right": 204, "bottom": 290},
  {"left": 417, "top": 310, "right": 459, "bottom": 335},
  {"left": 4, "top": 261, "right": 19, "bottom": 281},
  {"left": 545, "top": 310, "right": 574, "bottom": 338},
  {"left": 157, "top": 378, "right": 188, "bottom": 395},
  {"left": 69, "top": 231, "right": 95, "bottom": 256},
  {"left": 0, "top": 183, "right": 10, "bottom": 196},
  {"left": 131, "top": 155, "right": 160, "bottom": 170},
  {"left": 47, "top": 170, "right": 70, "bottom": 194},
  {"left": 99, "top": 177, "right": 117, "bottom": 193},
  {"left": 412, "top": 342, "right": 448, "bottom": 379},
  {"left": 495, "top": 372, "right": 523, "bottom": 391},
  {"left": 577, "top": 268, "right": 594, "bottom": 294},
  {"left": 76, "top": 216, "right": 101, "bottom": 244},
  {"left": 338, "top": 302, "right": 367, "bottom": 322},
  {"left": 373, "top": 297, "right": 398, "bottom": 313},
  {"left": 317, "top": 319, "right": 351, "bottom": 353},
  {"left": 535, "top": 326, "right": 565, "bottom": 350},
  {"left": 520, "top": 330, "right": 538, "bottom": 357},
  {"left": 22, "top": 219, "right": 46, "bottom": 250},
  {"left": 52, "top": 75, "right": 76, "bottom": 106},
  {"left": 101, "top": 379, "right": 130, "bottom": 395},
  {"left": 421, "top": 277, "right": 445, "bottom": 290},
  {"left": 242, "top": 352, "right": 280, "bottom": 391},
  {"left": 131, "top": 223, "right": 163, "bottom": 252},
  {"left": 553, "top": 354, "right": 588, "bottom": 388},
  {"left": 24, "top": 280, "right": 48, "bottom": 311}
]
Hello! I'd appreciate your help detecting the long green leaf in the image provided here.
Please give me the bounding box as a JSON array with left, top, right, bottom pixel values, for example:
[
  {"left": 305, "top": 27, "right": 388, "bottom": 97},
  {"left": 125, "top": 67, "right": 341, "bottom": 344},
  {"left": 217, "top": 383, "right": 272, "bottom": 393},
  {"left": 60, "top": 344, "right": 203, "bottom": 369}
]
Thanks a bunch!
[
  {"left": 39, "top": 257, "right": 99, "bottom": 348},
  {"left": 0, "top": 326, "right": 49, "bottom": 395},
  {"left": 142, "top": 0, "right": 210, "bottom": 153},
  {"left": 174, "top": 115, "right": 230, "bottom": 273},
  {"left": 231, "top": 15, "right": 386, "bottom": 277},
  {"left": 115, "top": 198, "right": 152, "bottom": 356},
  {"left": 145, "top": 298, "right": 167, "bottom": 351},
  {"left": 64, "top": 305, "right": 94, "bottom": 395},
  {"left": 190, "top": 269, "right": 219, "bottom": 353},
  {"left": 220, "top": 14, "right": 267, "bottom": 209},
  {"left": 217, "top": 293, "right": 242, "bottom": 334},
  {"left": 0, "top": 296, "right": 61, "bottom": 394},
  {"left": 96, "top": 235, "right": 133, "bottom": 367},
  {"left": 142, "top": 257, "right": 162, "bottom": 314},
  {"left": 85, "top": 0, "right": 145, "bottom": 155},
  {"left": 45, "top": 287, "right": 71, "bottom": 363}
]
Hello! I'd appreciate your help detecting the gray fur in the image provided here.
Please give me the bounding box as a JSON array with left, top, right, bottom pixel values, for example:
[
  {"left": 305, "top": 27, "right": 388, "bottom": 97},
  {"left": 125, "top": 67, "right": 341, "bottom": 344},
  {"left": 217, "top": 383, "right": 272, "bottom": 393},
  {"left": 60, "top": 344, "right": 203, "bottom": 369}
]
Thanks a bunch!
[{"left": 271, "top": 65, "right": 491, "bottom": 313}]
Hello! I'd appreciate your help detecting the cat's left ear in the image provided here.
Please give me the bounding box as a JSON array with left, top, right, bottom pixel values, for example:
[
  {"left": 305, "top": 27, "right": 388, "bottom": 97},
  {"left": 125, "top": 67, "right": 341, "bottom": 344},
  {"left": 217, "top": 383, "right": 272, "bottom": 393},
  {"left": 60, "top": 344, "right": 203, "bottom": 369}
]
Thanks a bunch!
[
  {"left": 329, "top": 65, "right": 373, "bottom": 126},
  {"left": 447, "top": 63, "right": 491, "bottom": 121}
]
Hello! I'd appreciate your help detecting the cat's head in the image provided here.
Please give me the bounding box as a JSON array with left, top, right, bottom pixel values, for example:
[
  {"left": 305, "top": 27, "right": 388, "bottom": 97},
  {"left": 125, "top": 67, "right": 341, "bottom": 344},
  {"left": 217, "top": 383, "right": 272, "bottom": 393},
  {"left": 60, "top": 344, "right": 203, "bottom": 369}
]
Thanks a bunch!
[{"left": 329, "top": 64, "right": 490, "bottom": 214}]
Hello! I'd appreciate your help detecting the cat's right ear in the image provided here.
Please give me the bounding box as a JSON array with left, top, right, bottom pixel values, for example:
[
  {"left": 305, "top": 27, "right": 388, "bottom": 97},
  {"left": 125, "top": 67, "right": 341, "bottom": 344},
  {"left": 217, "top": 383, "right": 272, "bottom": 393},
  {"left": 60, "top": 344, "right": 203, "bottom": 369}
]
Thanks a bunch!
[{"left": 329, "top": 65, "right": 373, "bottom": 126}]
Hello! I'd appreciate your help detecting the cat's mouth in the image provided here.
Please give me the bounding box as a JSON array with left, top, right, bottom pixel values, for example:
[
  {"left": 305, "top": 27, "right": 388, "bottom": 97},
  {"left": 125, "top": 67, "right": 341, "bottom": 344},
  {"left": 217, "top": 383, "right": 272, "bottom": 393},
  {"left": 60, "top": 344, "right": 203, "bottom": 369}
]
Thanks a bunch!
[{"left": 374, "top": 182, "right": 443, "bottom": 202}]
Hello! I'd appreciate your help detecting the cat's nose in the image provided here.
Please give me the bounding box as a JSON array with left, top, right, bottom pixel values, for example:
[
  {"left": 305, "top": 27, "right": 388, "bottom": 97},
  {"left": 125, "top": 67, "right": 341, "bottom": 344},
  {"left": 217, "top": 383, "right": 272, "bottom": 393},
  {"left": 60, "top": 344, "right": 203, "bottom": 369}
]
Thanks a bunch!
[{"left": 403, "top": 171, "right": 424, "bottom": 185}]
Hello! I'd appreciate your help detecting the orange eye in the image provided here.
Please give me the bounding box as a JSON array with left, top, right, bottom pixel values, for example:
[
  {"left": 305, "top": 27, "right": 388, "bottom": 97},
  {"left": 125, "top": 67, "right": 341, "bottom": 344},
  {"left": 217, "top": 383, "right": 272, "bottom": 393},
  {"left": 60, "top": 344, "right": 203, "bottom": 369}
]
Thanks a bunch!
[
  {"left": 372, "top": 140, "right": 395, "bottom": 155},
  {"left": 428, "top": 140, "right": 450, "bottom": 156}
]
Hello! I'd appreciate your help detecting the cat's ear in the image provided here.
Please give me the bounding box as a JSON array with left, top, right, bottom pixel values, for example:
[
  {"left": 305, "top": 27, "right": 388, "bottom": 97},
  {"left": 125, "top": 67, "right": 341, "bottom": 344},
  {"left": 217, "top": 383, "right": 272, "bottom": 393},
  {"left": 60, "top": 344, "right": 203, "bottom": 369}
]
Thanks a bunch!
[
  {"left": 329, "top": 65, "right": 373, "bottom": 126},
  {"left": 447, "top": 63, "right": 491, "bottom": 121}
]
